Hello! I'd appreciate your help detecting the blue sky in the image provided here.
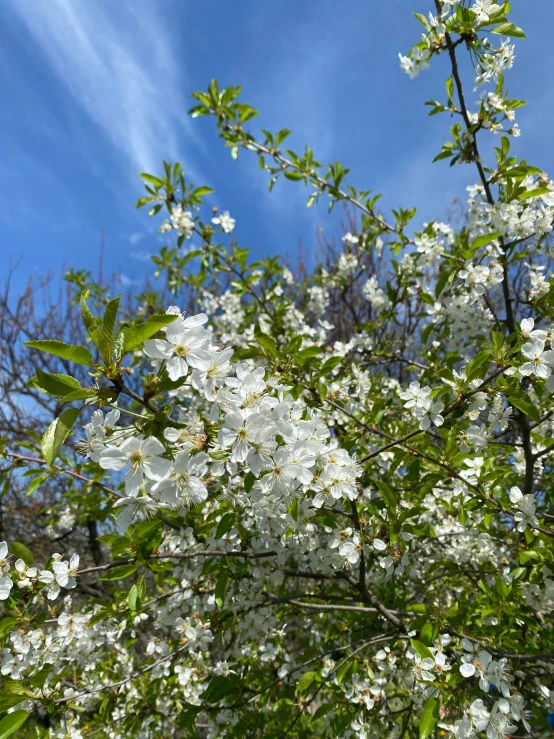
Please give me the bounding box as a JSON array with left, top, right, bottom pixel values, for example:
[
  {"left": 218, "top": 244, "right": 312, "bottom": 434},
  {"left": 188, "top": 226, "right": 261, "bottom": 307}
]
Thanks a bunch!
[{"left": 2, "top": 0, "right": 554, "bottom": 296}]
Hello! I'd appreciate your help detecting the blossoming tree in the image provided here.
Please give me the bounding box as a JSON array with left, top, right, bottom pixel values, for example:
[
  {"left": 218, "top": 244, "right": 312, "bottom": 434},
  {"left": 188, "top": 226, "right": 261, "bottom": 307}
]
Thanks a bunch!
[{"left": 1, "top": 1, "right": 554, "bottom": 737}]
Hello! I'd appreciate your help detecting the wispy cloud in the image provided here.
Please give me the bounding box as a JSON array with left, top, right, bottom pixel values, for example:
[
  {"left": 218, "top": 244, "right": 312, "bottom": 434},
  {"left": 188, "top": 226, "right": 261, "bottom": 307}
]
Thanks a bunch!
[
  {"left": 129, "top": 233, "right": 146, "bottom": 246},
  {"left": 119, "top": 274, "right": 138, "bottom": 288},
  {"left": 131, "top": 250, "right": 153, "bottom": 263},
  {"left": 6, "top": 0, "right": 201, "bottom": 178}
]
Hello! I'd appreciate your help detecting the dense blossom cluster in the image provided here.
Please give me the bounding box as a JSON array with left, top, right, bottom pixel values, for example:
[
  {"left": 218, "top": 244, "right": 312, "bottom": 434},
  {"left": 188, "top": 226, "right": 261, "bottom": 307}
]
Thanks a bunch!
[{"left": 1, "top": 2, "right": 554, "bottom": 737}]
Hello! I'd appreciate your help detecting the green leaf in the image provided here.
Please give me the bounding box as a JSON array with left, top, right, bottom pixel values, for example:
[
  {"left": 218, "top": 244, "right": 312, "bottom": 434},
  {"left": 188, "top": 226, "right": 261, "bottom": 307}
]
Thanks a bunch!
[
  {"left": 90, "top": 325, "right": 114, "bottom": 366},
  {"left": 420, "top": 621, "right": 438, "bottom": 646},
  {"left": 243, "top": 472, "right": 255, "bottom": 493},
  {"left": 24, "top": 340, "right": 93, "bottom": 366},
  {"left": 113, "top": 321, "right": 128, "bottom": 360},
  {"left": 445, "top": 75, "right": 454, "bottom": 101},
  {"left": 29, "top": 663, "right": 54, "bottom": 690},
  {"left": 507, "top": 391, "right": 540, "bottom": 424},
  {"left": 136, "top": 195, "right": 158, "bottom": 208},
  {"left": 295, "top": 346, "right": 323, "bottom": 367},
  {"left": 32, "top": 369, "right": 80, "bottom": 397},
  {"left": 178, "top": 704, "right": 202, "bottom": 730},
  {"left": 470, "top": 232, "right": 502, "bottom": 251},
  {"left": 61, "top": 388, "right": 98, "bottom": 402},
  {"left": 419, "top": 697, "right": 440, "bottom": 739},
  {"left": 9, "top": 542, "right": 33, "bottom": 567},
  {"left": 148, "top": 203, "right": 163, "bottom": 216},
  {"left": 504, "top": 165, "right": 542, "bottom": 178},
  {"left": 0, "top": 694, "right": 25, "bottom": 713},
  {"left": 407, "top": 604, "right": 427, "bottom": 615},
  {"left": 492, "top": 331, "right": 505, "bottom": 353},
  {"left": 491, "top": 22, "right": 526, "bottom": 38},
  {"left": 99, "top": 564, "right": 138, "bottom": 581},
  {"left": 410, "top": 639, "right": 434, "bottom": 660},
  {"left": 413, "top": 11, "right": 431, "bottom": 30},
  {"left": 435, "top": 267, "right": 452, "bottom": 298},
  {"left": 215, "top": 512, "right": 235, "bottom": 539},
  {"left": 0, "top": 710, "right": 29, "bottom": 739},
  {"left": 80, "top": 290, "right": 97, "bottom": 334},
  {"left": 320, "top": 356, "right": 342, "bottom": 375},
  {"left": 232, "top": 346, "right": 261, "bottom": 361},
  {"left": 123, "top": 314, "right": 178, "bottom": 353},
  {"left": 128, "top": 584, "right": 138, "bottom": 611},
  {"left": 40, "top": 407, "right": 81, "bottom": 465},
  {"left": 255, "top": 333, "right": 280, "bottom": 358},
  {"left": 288, "top": 336, "right": 303, "bottom": 355},
  {"left": 0, "top": 617, "right": 19, "bottom": 638},
  {"left": 103, "top": 295, "right": 121, "bottom": 337},
  {"left": 519, "top": 549, "right": 542, "bottom": 564},
  {"left": 465, "top": 350, "right": 491, "bottom": 383},
  {"left": 374, "top": 480, "right": 397, "bottom": 518},
  {"left": 296, "top": 671, "right": 318, "bottom": 696},
  {"left": 139, "top": 173, "right": 164, "bottom": 188},
  {"left": 518, "top": 187, "right": 551, "bottom": 201},
  {"left": 200, "top": 675, "right": 239, "bottom": 704},
  {"left": 193, "top": 186, "right": 214, "bottom": 197},
  {"left": 335, "top": 660, "right": 354, "bottom": 686},
  {"left": 288, "top": 499, "right": 298, "bottom": 522},
  {"left": 315, "top": 509, "right": 338, "bottom": 530},
  {"left": 26, "top": 474, "right": 47, "bottom": 497},
  {"left": 318, "top": 379, "right": 328, "bottom": 401},
  {"left": 99, "top": 694, "right": 115, "bottom": 722},
  {"left": 133, "top": 519, "right": 163, "bottom": 553},
  {"left": 215, "top": 570, "right": 229, "bottom": 608},
  {"left": 313, "top": 703, "right": 334, "bottom": 721}
]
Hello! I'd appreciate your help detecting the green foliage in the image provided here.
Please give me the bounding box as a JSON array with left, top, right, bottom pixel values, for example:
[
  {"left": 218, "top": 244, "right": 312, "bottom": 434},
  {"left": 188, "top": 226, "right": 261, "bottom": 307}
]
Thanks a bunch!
[{"left": 0, "top": 711, "right": 30, "bottom": 739}]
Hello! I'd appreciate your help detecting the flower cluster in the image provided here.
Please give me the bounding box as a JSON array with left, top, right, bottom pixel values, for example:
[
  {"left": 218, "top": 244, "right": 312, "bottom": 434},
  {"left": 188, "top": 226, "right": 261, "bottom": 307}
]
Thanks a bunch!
[{"left": 2, "top": 2, "right": 554, "bottom": 736}]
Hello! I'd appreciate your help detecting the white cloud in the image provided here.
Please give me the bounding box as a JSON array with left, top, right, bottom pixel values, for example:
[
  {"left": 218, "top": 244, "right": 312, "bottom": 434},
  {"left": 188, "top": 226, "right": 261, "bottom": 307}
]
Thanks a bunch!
[
  {"left": 7, "top": 0, "right": 202, "bottom": 178},
  {"left": 119, "top": 274, "right": 137, "bottom": 287},
  {"left": 131, "top": 250, "right": 153, "bottom": 263},
  {"left": 129, "top": 233, "right": 146, "bottom": 245}
]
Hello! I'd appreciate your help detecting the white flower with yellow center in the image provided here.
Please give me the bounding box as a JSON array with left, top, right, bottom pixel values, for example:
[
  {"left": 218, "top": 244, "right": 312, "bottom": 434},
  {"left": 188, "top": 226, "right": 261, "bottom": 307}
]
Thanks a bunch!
[
  {"left": 144, "top": 313, "right": 209, "bottom": 381},
  {"left": 100, "top": 436, "right": 171, "bottom": 497}
]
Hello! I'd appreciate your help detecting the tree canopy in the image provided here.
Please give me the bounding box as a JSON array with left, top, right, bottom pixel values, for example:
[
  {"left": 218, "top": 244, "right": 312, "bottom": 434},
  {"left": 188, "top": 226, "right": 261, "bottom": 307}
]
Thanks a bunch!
[{"left": 1, "top": 2, "right": 554, "bottom": 737}]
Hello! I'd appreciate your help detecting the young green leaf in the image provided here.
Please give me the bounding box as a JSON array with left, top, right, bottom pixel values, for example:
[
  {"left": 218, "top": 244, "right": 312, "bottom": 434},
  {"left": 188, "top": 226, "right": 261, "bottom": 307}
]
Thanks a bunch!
[
  {"left": 506, "top": 391, "right": 540, "bottom": 423},
  {"left": 99, "top": 564, "right": 138, "bottom": 581},
  {"left": 410, "top": 639, "right": 434, "bottom": 660},
  {"left": 0, "top": 618, "right": 19, "bottom": 638},
  {"left": 128, "top": 584, "right": 139, "bottom": 611},
  {"left": 32, "top": 369, "right": 80, "bottom": 397},
  {"left": 9, "top": 542, "right": 34, "bottom": 567},
  {"left": 40, "top": 407, "right": 81, "bottom": 465},
  {"left": 419, "top": 696, "right": 440, "bottom": 739},
  {"left": 123, "top": 314, "right": 178, "bottom": 353},
  {"left": 215, "top": 570, "right": 229, "bottom": 608},
  {"left": 103, "top": 295, "right": 121, "bottom": 336},
  {"left": 80, "top": 290, "right": 98, "bottom": 334},
  {"left": 469, "top": 232, "right": 502, "bottom": 251},
  {"left": 215, "top": 512, "right": 235, "bottom": 539},
  {"left": 0, "top": 710, "right": 30, "bottom": 739},
  {"left": 296, "top": 671, "right": 318, "bottom": 696},
  {"left": 491, "top": 22, "right": 526, "bottom": 39},
  {"left": 24, "top": 340, "right": 93, "bottom": 366}
]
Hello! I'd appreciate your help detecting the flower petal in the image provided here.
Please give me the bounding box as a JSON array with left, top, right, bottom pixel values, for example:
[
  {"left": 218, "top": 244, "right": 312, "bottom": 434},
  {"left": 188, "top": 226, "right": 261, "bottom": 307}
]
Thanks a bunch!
[{"left": 460, "top": 662, "right": 476, "bottom": 677}]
